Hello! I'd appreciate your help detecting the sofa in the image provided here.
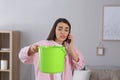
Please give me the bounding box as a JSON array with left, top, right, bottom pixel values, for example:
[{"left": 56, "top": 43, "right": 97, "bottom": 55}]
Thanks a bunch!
[
  {"left": 89, "top": 69, "right": 120, "bottom": 80},
  {"left": 73, "top": 66, "right": 120, "bottom": 80}
]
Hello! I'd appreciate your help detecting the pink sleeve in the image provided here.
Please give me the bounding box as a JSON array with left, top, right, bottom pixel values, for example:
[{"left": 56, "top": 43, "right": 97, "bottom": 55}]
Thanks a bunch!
[
  {"left": 19, "top": 46, "right": 34, "bottom": 64},
  {"left": 19, "top": 46, "right": 33, "bottom": 64},
  {"left": 19, "top": 40, "right": 49, "bottom": 64},
  {"left": 71, "top": 49, "right": 85, "bottom": 70}
]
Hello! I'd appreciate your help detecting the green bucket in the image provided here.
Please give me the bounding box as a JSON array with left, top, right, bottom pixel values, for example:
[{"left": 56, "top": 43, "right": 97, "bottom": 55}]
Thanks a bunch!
[{"left": 38, "top": 46, "right": 66, "bottom": 74}]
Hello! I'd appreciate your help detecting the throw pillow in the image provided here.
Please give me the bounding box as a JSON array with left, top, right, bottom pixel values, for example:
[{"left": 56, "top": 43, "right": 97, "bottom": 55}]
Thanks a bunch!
[{"left": 73, "top": 70, "right": 91, "bottom": 80}]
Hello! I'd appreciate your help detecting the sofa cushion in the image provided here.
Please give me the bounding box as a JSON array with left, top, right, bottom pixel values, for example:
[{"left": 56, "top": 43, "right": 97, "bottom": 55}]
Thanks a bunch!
[{"left": 89, "top": 69, "right": 120, "bottom": 80}]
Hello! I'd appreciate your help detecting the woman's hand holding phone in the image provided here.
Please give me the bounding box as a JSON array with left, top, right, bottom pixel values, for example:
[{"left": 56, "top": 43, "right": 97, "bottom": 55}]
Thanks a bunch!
[
  {"left": 66, "top": 34, "right": 79, "bottom": 62},
  {"left": 67, "top": 34, "right": 74, "bottom": 47}
]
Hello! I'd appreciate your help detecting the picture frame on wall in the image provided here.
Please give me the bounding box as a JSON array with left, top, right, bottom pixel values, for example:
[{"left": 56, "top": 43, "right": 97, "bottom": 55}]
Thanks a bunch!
[
  {"left": 96, "top": 47, "right": 104, "bottom": 56},
  {"left": 102, "top": 5, "right": 120, "bottom": 40}
]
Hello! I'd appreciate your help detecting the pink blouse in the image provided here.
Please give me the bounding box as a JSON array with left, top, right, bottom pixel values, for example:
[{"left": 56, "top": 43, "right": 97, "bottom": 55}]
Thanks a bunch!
[{"left": 19, "top": 40, "right": 85, "bottom": 80}]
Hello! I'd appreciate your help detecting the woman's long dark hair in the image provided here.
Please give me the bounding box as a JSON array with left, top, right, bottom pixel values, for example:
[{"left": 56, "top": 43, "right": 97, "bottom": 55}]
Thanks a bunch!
[{"left": 47, "top": 18, "right": 71, "bottom": 41}]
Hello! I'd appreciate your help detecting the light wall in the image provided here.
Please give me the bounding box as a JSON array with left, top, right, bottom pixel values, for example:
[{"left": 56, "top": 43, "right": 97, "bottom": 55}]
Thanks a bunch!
[{"left": 0, "top": 0, "right": 120, "bottom": 80}]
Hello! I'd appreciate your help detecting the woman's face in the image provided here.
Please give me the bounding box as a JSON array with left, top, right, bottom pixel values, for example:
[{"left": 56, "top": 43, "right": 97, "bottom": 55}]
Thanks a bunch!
[{"left": 55, "top": 22, "right": 69, "bottom": 44}]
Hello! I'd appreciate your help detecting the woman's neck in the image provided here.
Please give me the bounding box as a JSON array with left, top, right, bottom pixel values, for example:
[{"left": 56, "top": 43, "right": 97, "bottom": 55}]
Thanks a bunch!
[{"left": 55, "top": 39, "right": 63, "bottom": 45}]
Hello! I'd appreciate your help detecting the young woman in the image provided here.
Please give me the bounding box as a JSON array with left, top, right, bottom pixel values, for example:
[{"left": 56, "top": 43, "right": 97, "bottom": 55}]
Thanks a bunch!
[{"left": 19, "top": 18, "right": 85, "bottom": 80}]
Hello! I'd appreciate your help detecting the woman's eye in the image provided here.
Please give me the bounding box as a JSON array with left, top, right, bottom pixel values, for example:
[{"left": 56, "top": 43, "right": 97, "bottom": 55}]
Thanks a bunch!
[
  {"left": 58, "top": 28, "right": 62, "bottom": 31},
  {"left": 65, "top": 29, "right": 69, "bottom": 32}
]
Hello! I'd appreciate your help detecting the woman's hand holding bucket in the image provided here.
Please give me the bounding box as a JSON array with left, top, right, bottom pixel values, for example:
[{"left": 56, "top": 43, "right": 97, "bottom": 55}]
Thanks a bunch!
[{"left": 28, "top": 45, "right": 39, "bottom": 56}]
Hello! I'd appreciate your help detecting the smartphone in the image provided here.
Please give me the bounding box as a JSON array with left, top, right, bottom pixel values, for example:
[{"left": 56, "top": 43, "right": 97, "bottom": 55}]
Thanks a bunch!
[
  {"left": 66, "top": 34, "right": 71, "bottom": 43},
  {"left": 67, "top": 38, "right": 71, "bottom": 43}
]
